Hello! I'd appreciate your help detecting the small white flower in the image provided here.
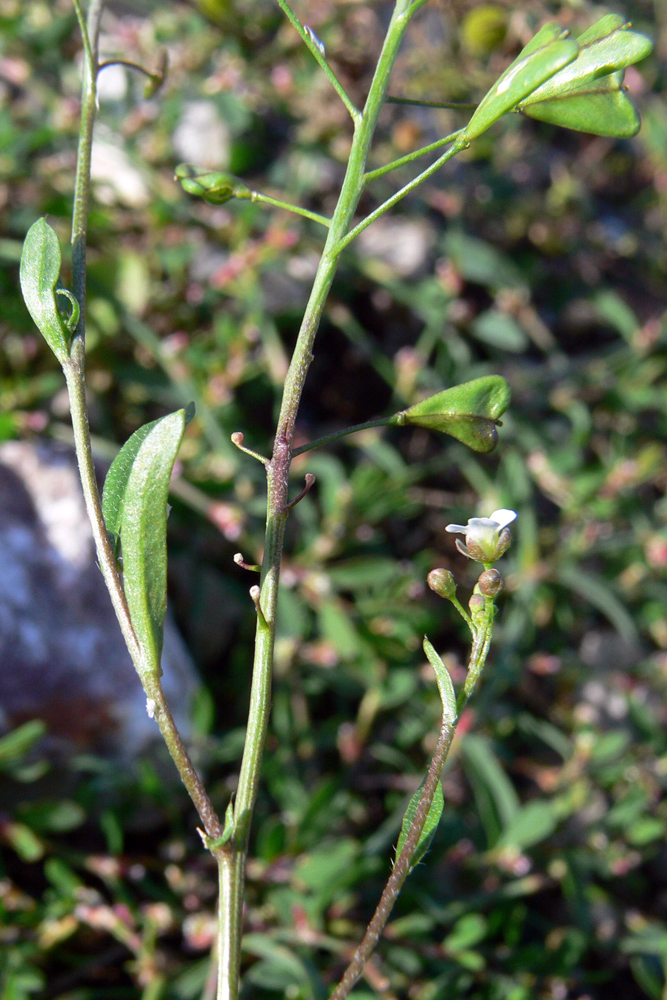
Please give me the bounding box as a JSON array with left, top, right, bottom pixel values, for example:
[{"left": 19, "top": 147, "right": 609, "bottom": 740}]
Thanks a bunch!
[{"left": 446, "top": 508, "right": 517, "bottom": 563}]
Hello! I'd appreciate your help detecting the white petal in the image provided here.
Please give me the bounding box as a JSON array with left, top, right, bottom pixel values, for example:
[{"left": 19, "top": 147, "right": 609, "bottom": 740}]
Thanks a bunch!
[
  {"left": 489, "top": 509, "right": 517, "bottom": 530},
  {"left": 445, "top": 523, "right": 468, "bottom": 534}
]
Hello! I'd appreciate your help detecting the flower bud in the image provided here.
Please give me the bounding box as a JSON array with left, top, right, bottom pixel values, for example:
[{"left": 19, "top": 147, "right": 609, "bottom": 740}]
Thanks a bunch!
[
  {"left": 469, "top": 592, "right": 486, "bottom": 621},
  {"left": 477, "top": 568, "right": 504, "bottom": 598},
  {"left": 427, "top": 568, "right": 457, "bottom": 601},
  {"left": 494, "top": 527, "right": 512, "bottom": 559}
]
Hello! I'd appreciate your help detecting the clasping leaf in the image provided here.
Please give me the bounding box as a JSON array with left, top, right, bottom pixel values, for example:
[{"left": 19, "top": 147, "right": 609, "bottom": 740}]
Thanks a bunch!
[
  {"left": 20, "top": 218, "right": 76, "bottom": 364},
  {"left": 390, "top": 375, "right": 511, "bottom": 453},
  {"left": 423, "top": 637, "right": 458, "bottom": 724},
  {"left": 396, "top": 778, "right": 444, "bottom": 871},
  {"left": 102, "top": 406, "right": 194, "bottom": 677}
]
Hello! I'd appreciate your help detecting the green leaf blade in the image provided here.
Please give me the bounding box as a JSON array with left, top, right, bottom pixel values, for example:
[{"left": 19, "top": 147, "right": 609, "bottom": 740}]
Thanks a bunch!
[
  {"left": 423, "top": 636, "right": 458, "bottom": 724},
  {"left": 102, "top": 418, "right": 162, "bottom": 545},
  {"left": 396, "top": 778, "right": 444, "bottom": 870},
  {"left": 19, "top": 218, "right": 71, "bottom": 364},
  {"left": 119, "top": 409, "right": 188, "bottom": 676}
]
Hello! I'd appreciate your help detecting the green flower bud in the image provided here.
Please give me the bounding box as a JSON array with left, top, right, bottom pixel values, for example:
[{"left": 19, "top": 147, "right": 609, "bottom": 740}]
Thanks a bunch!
[
  {"left": 468, "top": 592, "right": 486, "bottom": 627},
  {"left": 427, "top": 568, "right": 457, "bottom": 601},
  {"left": 477, "top": 568, "right": 504, "bottom": 598}
]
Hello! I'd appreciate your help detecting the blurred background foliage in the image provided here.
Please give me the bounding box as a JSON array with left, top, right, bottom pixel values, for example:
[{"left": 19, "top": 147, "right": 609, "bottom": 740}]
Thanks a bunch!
[{"left": 1, "top": 0, "right": 667, "bottom": 997}]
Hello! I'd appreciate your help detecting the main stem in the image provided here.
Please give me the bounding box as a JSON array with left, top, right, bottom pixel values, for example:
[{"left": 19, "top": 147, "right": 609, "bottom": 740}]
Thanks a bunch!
[{"left": 219, "top": 2, "right": 416, "bottom": 996}]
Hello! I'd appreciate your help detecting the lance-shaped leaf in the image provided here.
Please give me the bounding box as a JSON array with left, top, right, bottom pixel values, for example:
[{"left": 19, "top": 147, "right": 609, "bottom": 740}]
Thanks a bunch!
[
  {"left": 463, "top": 23, "right": 578, "bottom": 142},
  {"left": 390, "top": 375, "right": 511, "bottom": 453},
  {"left": 520, "top": 15, "right": 653, "bottom": 137},
  {"left": 103, "top": 418, "right": 162, "bottom": 554},
  {"left": 112, "top": 409, "right": 190, "bottom": 676},
  {"left": 102, "top": 403, "right": 194, "bottom": 556},
  {"left": 396, "top": 778, "right": 444, "bottom": 871},
  {"left": 423, "top": 637, "right": 458, "bottom": 724},
  {"left": 20, "top": 218, "right": 77, "bottom": 365}
]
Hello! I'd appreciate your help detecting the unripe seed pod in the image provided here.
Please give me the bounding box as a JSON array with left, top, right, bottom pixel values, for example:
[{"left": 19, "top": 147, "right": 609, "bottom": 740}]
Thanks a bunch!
[
  {"left": 478, "top": 568, "right": 504, "bottom": 597},
  {"left": 427, "top": 568, "right": 457, "bottom": 600}
]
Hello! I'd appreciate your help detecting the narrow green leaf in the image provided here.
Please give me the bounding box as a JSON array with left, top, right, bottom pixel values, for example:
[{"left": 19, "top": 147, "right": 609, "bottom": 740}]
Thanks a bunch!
[
  {"left": 19, "top": 218, "right": 72, "bottom": 364},
  {"left": 496, "top": 799, "right": 558, "bottom": 851},
  {"left": 207, "top": 800, "right": 235, "bottom": 849},
  {"left": 396, "top": 778, "right": 444, "bottom": 870},
  {"left": 103, "top": 403, "right": 194, "bottom": 548},
  {"left": 423, "top": 637, "right": 457, "bottom": 723},
  {"left": 119, "top": 409, "right": 188, "bottom": 676},
  {"left": 391, "top": 375, "right": 511, "bottom": 453},
  {"left": 0, "top": 720, "right": 47, "bottom": 764},
  {"left": 55, "top": 287, "right": 80, "bottom": 332},
  {"left": 103, "top": 418, "right": 162, "bottom": 547},
  {"left": 463, "top": 27, "right": 578, "bottom": 142}
]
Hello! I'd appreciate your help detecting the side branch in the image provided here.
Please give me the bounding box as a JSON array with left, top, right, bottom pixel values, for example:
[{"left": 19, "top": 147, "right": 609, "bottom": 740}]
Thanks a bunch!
[
  {"left": 329, "top": 720, "right": 456, "bottom": 1000},
  {"left": 272, "top": 0, "right": 361, "bottom": 122}
]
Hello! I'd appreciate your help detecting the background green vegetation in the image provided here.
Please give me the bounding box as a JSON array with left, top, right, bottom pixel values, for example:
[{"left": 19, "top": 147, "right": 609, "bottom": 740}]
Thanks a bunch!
[{"left": 1, "top": 0, "right": 667, "bottom": 997}]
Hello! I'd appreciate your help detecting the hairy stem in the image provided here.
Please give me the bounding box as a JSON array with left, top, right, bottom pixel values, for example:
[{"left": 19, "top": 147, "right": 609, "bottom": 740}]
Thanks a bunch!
[
  {"left": 219, "top": 0, "right": 418, "bottom": 995},
  {"left": 328, "top": 601, "right": 496, "bottom": 999},
  {"left": 70, "top": 0, "right": 102, "bottom": 337},
  {"left": 66, "top": 0, "right": 223, "bottom": 843},
  {"left": 329, "top": 720, "right": 456, "bottom": 1000}
]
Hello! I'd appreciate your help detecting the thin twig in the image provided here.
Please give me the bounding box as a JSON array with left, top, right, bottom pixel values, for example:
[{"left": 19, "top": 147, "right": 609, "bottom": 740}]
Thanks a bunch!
[{"left": 329, "top": 720, "right": 456, "bottom": 1000}]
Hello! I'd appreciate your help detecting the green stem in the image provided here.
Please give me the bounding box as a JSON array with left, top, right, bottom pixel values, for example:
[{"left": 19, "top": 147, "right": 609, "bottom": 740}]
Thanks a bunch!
[
  {"left": 336, "top": 136, "right": 468, "bottom": 254},
  {"left": 273, "top": 0, "right": 361, "bottom": 123},
  {"left": 329, "top": 597, "right": 496, "bottom": 999},
  {"left": 386, "top": 95, "right": 476, "bottom": 111},
  {"left": 65, "top": 0, "right": 224, "bottom": 845},
  {"left": 70, "top": 0, "right": 102, "bottom": 338},
  {"left": 237, "top": 189, "right": 330, "bottom": 228},
  {"left": 221, "top": 1, "right": 417, "bottom": 995},
  {"left": 364, "top": 128, "right": 464, "bottom": 183},
  {"left": 292, "top": 416, "right": 392, "bottom": 457}
]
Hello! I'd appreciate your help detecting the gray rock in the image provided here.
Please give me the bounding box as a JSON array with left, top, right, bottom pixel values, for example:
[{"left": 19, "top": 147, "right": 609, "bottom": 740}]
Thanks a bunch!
[
  {"left": 172, "top": 101, "right": 231, "bottom": 170},
  {"left": 0, "top": 440, "right": 198, "bottom": 759}
]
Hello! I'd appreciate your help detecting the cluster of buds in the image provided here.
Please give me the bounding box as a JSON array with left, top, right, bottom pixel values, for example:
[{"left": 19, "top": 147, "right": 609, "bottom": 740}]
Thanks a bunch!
[{"left": 428, "top": 509, "right": 516, "bottom": 621}]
